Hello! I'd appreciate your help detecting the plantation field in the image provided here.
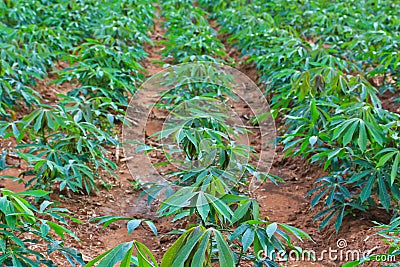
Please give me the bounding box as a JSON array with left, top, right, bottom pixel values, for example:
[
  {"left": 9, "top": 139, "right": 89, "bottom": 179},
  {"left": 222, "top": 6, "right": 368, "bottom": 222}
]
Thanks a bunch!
[{"left": 0, "top": 0, "right": 399, "bottom": 267}]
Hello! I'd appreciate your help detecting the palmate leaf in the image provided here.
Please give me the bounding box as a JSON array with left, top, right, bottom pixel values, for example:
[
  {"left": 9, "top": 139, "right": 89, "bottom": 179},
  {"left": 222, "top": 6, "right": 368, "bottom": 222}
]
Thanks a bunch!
[
  {"left": 86, "top": 242, "right": 133, "bottom": 267},
  {"left": 171, "top": 231, "right": 204, "bottom": 266},
  {"left": 127, "top": 219, "right": 141, "bottom": 234},
  {"left": 158, "top": 183, "right": 235, "bottom": 223},
  {"left": 0, "top": 196, "right": 17, "bottom": 230},
  {"left": 120, "top": 244, "right": 135, "bottom": 267},
  {"left": 331, "top": 118, "right": 377, "bottom": 152},
  {"left": 90, "top": 216, "right": 158, "bottom": 236},
  {"left": 85, "top": 240, "right": 158, "bottom": 267},
  {"left": 161, "top": 226, "right": 233, "bottom": 267},
  {"left": 346, "top": 170, "right": 371, "bottom": 183},
  {"left": 158, "top": 187, "right": 197, "bottom": 216},
  {"left": 45, "top": 220, "right": 78, "bottom": 240},
  {"left": 230, "top": 219, "right": 312, "bottom": 263},
  {"left": 377, "top": 151, "right": 398, "bottom": 168},
  {"left": 358, "top": 121, "right": 368, "bottom": 152},
  {"left": 378, "top": 175, "right": 391, "bottom": 210},
  {"left": 266, "top": 222, "right": 278, "bottom": 238}
]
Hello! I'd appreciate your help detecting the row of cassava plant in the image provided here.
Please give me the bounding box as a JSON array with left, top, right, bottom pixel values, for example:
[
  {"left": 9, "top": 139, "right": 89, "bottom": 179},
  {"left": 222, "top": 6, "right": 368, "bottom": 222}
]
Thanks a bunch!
[
  {"left": 0, "top": 188, "right": 84, "bottom": 266},
  {"left": 201, "top": 0, "right": 400, "bottom": 234},
  {"left": 1, "top": 1, "right": 156, "bottom": 266},
  {"left": 159, "top": 0, "right": 227, "bottom": 64},
  {"left": 86, "top": 1, "right": 313, "bottom": 264},
  {"left": 201, "top": 0, "right": 400, "bottom": 93},
  {"left": 0, "top": 0, "right": 155, "bottom": 193}
]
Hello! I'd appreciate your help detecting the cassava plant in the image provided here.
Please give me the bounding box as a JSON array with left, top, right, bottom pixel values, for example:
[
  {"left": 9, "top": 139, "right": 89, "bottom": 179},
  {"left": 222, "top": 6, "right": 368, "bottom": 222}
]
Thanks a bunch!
[
  {"left": 0, "top": 105, "right": 118, "bottom": 193},
  {"left": 0, "top": 188, "right": 83, "bottom": 266}
]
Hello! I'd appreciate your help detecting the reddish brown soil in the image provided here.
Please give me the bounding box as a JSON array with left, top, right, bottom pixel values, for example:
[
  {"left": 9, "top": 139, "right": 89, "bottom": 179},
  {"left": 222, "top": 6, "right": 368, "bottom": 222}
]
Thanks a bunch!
[
  {"left": 380, "top": 90, "right": 400, "bottom": 113},
  {"left": 261, "top": 150, "right": 392, "bottom": 267}
]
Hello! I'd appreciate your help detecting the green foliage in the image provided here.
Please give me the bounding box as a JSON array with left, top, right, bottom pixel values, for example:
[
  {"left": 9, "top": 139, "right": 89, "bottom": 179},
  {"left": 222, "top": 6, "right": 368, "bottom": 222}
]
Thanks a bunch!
[
  {"left": 0, "top": 106, "right": 118, "bottom": 193},
  {"left": 90, "top": 216, "right": 158, "bottom": 236},
  {"left": 156, "top": 63, "right": 237, "bottom": 109},
  {"left": 85, "top": 240, "right": 159, "bottom": 267},
  {"left": 0, "top": 0, "right": 154, "bottom": 116},
  {"left": 0, "top": 188, "right": 83, "bottom": 266},
  {"left": 6, "top": 0, "right": 400, "bottom": 265},
  {"left": 160, "top": 0, "right": 227, "bottom": 63},
  {"left": 0, "top": 0, "right": 155, "bottom": 193},
  {"left": 84, "top": 216, "right": 159, "bottom": 267},
  {"left": 160, "top": 226, "right": 233, "bottom": 267},
  {"left": 229, "top": 220, "right": 312, "bottom": 266},
  {"left": 56, "top": 39, "right": 147, "bottom": 106},
  {"left": 134, "top": 59, "right": 308, "bottom": 266},
  {"left": 88, "top": 61, "right": 308, "bottom": 266},
  {"left": 209, "top": 0, "right": 400, "bottom": 232},
  {"left": 1, "top": 0, "right": 157, "bottom": 263}
]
